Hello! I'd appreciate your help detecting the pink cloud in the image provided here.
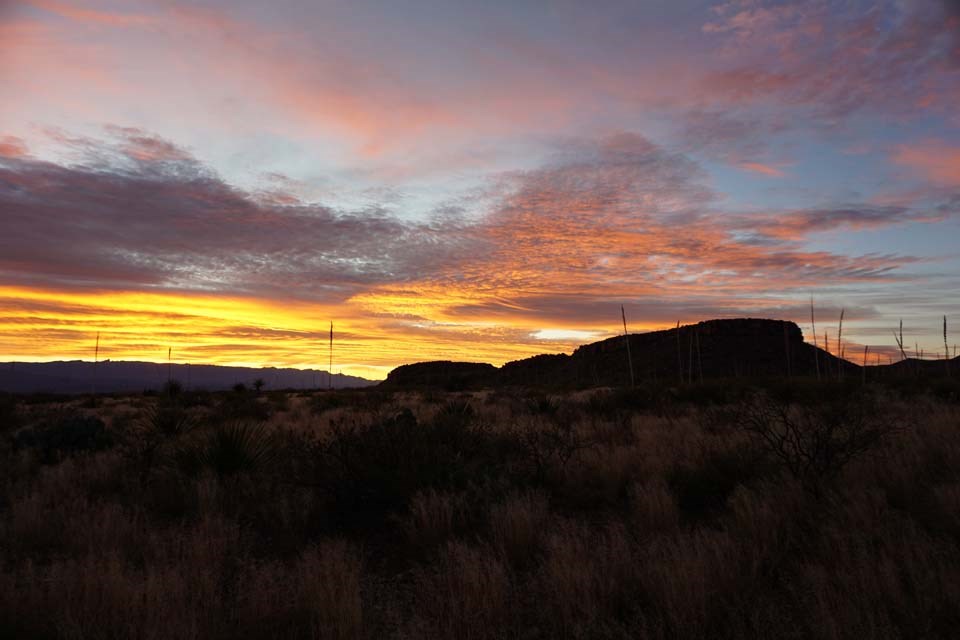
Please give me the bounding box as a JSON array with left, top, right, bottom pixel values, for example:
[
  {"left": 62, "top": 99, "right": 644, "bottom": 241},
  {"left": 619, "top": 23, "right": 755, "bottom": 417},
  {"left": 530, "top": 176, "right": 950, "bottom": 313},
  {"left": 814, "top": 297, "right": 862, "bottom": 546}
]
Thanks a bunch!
[
  {"left": 738, "top": 161, "right": 785, "bottom": 177},
  {"left": 0, "top": 136, "right": 28, "bottom": 158},
  {"left": 701, "top": 0, "right": 960, "bottom": 121},
  {"left": 892, "top": 141, "right": 960, "bottom": 187},
  {"left": 27, "top": 0, "right": 155, "bottom": 27}
]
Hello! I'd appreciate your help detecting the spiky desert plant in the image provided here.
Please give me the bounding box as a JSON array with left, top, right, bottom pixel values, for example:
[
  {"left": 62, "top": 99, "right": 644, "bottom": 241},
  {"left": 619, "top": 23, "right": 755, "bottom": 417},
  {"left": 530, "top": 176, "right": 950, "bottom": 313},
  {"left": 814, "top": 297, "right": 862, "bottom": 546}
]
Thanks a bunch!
[{"left": 198, "top": 421, "right": 280, "bottom": 478}]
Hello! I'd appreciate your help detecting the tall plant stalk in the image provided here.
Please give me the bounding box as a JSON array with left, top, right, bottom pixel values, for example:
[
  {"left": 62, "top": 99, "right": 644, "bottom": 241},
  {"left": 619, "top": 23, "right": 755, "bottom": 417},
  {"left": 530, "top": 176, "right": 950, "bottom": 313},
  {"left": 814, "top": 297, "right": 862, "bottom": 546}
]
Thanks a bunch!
[
  {"left": 836, "top": 309, "right": 845, "bottom": 381},
  {"left": 91, "top": 331, "right": 100, "bottom": 396},
  {"left": 862, "top": 345, "right": 869, "bottom": 385},
  {"left": 676, "top": 320, "right": 682, "bottom": 384},
  {"left": 810, "top": 297, "right": 820, "bottom": 381},
  {"left": 944, "top": 316, "right": 950, "bottom": 377},
  {"left": 621, "top": 305, "right": 635, "bottom": 388}
]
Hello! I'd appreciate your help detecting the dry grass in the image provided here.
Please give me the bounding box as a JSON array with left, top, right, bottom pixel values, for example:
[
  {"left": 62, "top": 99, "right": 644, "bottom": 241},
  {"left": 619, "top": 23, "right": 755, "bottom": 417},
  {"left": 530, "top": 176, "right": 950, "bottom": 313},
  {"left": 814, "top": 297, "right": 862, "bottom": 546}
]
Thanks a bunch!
[{"left": 2, "top": 384, "right": 959, "bottom": 638}]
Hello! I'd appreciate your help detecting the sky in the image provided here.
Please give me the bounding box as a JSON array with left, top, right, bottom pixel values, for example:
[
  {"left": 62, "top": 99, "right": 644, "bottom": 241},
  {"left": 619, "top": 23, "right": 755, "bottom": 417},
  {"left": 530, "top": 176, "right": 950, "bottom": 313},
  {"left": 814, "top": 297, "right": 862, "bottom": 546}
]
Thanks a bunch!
[{"left": 1, "top": 0, "right": 959, "bottom": 379}]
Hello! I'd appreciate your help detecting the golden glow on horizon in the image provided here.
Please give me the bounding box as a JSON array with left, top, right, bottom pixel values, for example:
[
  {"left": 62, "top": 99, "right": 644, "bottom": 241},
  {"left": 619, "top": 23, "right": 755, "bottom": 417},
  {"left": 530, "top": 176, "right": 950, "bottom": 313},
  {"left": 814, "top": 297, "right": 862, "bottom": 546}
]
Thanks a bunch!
[{"left": 0, "top": 286, "right": 621, "bottom": 379}]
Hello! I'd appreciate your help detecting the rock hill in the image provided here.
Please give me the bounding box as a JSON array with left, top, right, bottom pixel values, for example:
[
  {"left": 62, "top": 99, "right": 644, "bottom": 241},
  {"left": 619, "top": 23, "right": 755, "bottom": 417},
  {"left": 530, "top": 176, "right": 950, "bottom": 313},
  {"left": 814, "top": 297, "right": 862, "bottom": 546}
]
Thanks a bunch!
[{"left": 382, "top": 318, "right": 953, "bottom": 390}]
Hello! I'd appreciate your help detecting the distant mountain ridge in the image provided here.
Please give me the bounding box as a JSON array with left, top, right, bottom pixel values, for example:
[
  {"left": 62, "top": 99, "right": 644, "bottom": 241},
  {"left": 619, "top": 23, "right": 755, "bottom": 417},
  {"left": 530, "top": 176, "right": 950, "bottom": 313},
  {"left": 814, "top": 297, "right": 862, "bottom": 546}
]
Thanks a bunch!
[
  {"left": 382, "top": 318, "right": 960, "bottom": 390},
  {"left": 0, "top": 360, "right": 375, "bottom": 394}
]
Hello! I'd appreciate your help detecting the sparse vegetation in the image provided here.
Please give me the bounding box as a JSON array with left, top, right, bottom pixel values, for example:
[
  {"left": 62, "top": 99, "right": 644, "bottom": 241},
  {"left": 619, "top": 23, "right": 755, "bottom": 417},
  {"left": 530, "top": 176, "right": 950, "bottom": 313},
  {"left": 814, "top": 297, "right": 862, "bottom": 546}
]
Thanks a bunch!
[{"left": 1, "top": 380, "right": 959, "bottom": 639}]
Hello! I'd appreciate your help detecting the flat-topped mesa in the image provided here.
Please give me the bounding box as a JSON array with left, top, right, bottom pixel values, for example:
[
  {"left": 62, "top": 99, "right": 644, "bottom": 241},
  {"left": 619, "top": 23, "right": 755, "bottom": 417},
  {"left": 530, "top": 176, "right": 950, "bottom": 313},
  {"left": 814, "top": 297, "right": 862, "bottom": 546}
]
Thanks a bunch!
[
  {"left": 383, "top": 318, "right": 822, "bottom": 390},
  {"left": 501, "top": 318, "right": 809, "bottom": 387},
  {"left": 380, "top": 361, "right": 497, "bottom": 391}
]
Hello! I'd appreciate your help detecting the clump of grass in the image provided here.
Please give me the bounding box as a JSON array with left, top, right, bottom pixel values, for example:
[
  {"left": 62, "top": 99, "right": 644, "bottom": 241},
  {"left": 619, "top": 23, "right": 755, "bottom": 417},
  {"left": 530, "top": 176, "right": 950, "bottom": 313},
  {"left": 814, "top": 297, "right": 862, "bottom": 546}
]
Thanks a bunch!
[{"left": 488, "top": 489, "right": 550, "bottom": 567}]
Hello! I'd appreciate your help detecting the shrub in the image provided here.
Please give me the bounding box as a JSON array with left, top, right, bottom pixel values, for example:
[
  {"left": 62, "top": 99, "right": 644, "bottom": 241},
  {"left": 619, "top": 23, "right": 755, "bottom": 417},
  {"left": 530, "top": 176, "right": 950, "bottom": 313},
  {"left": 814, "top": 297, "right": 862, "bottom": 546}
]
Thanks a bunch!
[
  {"left": 403, "top": 488, "right": 471, "bottom": 550},
  {"left": 319, "top": 407, "right": 506, "bottom": 526},
  {"left": 409, "top": 541, "right": 514, "bottom": 640},
  {"left": 668, "top": 443, "right": 763, "bottom": 520},
  {"left": 12, "top": 414, "right": 111, "bottom": 463},
  {"left": 122, "top": 401, "right": 196, "bottom": 485},
  {"left": 177, "top": 421, "right": 280, "bottom": 479},
  {"left": 732, "top": 391, "right": 900, "bottom": 496},
  {"left": 215, "top": 386, "right": 271, "bottom": 422},
  {"left": 0, "top": 393, "right": 19, "bottom": 433},
  {"left": 487, "top": 490, "right": 550, "bottom": 568}
]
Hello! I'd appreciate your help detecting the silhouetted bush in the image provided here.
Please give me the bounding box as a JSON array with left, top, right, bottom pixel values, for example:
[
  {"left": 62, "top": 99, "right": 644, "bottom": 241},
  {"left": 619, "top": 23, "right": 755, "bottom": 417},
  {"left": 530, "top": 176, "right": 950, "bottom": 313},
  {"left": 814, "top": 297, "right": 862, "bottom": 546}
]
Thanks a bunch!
[
  {"left": 668, "top": 443, "right": 767, "bottom": 520},
  {"left": 309, "top": 391, "right": 351, "bottom": 415},
  {"left": 12, "top": 413, "right": 111, "bottom": 463},
  {"left": 161, "top": 379, "right": 183, "bottom": 399},
  {"left": 0, "top": 393, "right": 18, "bottom": 433},
  {"left": 215, "top": 385, "right": 271, "bottom": 422},
  {"left": 732, "top": 391, "right": 900, "bottom": 496},
  {"left": 316, "top": 405, "right": 510, "bottom": 526},
  {"left": 176, "top": 421, "right": 280, "bottom": 479}
]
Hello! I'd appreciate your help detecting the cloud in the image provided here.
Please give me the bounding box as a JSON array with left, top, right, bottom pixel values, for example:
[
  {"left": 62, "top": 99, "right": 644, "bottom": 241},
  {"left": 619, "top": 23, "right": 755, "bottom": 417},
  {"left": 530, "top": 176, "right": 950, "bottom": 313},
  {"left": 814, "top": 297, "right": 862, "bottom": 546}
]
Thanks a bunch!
[
  {"left": 738, "top": 161, "right": 785, "bottom": 177},
  {"left": 702, "top": 0, "right": 960, "bottom": 121},
  {"left": 27, "top": 0, "right": 155, "bottom": 27},
  {"left": 2, "top": 126, "right": 955, "bottom": 369},
  {"left": 353, "top": 133, "right": 924, "bottom": 332},
  {"left": 2, "top": 128, "right": 930, "bottom": 316},
  {"left": 0, "top": 127, "right": 473, "bottom": 299},
  {"left": 0, "top": 136, "right": 27, "bottom": 158},
  {"left": 892, "top": 141, "right": 960, "bottom": 187},
  {"left": 734, "top": 205, "right": 943, "bottom": 241}
]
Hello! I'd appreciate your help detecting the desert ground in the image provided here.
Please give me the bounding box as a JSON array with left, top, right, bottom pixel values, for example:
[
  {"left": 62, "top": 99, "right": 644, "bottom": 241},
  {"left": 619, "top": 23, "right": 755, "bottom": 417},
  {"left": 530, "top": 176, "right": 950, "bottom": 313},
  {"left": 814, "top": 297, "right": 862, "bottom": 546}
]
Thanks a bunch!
[{"left": 2, "top": 378, "right": 959, "bottom": 639}]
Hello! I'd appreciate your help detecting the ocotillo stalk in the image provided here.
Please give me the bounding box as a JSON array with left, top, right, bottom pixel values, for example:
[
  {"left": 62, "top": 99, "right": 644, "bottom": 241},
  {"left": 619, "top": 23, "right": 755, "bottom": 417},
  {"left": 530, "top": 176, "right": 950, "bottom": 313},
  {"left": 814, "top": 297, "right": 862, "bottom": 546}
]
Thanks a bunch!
[
  {"left": 621, "top": 305, "right": 635, "bottom": 388},
  {"left": 696, "top": 328, "right": 704, "bottom": 383},
  {"left": 837, "top": 309, "right": 844, "bottom": 380},
  {"left": 810, "top": 297, "right": 820, "bottom": 381},
  {"left": 328, "top": 321, "right": 334, "bottom": 390},
  {"left": 944, "top": 316, "right": 950, "bottom": 377},
  {"left": 91, "top": 331, "right": 100, "bottom": 396},
  {"left": 862, "top": 345, "right": 869, "bottom": 385},
  {"left": 676, "top": 320, "right": 683, "bottom": 384},
  {"left": 893, "top": 319, "right": 908, "bottom": 366}
]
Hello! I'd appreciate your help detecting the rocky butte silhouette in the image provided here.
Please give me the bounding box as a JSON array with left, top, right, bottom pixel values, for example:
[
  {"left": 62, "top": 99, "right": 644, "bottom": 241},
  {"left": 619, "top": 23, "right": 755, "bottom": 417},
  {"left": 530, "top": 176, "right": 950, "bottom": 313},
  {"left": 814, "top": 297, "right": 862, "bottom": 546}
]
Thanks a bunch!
[{"left": 381, "top": 318, "right": 958, "bottom": 390}]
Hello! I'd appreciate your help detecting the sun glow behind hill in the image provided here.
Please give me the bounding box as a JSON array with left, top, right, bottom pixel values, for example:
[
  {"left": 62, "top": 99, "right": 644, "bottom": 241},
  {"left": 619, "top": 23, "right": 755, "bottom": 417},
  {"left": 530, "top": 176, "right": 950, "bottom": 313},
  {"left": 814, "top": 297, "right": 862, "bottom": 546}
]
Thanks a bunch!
[{"left": 0, "top": 286, "right": 616, "bottom": 379}]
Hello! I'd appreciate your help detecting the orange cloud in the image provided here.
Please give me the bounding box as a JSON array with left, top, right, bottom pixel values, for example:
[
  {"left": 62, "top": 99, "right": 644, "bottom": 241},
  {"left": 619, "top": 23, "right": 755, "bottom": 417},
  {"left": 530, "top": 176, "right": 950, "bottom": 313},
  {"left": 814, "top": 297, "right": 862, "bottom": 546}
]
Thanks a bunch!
[
  {"left": 738, "top": 161, "right": 785, "bottom": 177},
  {"left": 0, "top": 136, "right": 28, "bottom": 158},
  {"left": 27, "top": 0, "right": 155, "bottom": 27},
  {"left": 892, "top": 141, "right": 960, "bottom": 186}
]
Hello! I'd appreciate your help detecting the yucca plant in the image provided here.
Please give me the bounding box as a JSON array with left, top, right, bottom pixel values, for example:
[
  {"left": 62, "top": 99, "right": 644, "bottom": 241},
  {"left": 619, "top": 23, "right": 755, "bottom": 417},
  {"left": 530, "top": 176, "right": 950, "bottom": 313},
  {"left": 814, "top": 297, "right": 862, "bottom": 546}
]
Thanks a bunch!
[
  {"left": 190, "top": 421, "right": 280, "bottom": 479},
  {"left": 126, "top": 401, "right": 197, "bottom": 485}
]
